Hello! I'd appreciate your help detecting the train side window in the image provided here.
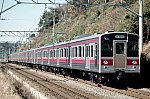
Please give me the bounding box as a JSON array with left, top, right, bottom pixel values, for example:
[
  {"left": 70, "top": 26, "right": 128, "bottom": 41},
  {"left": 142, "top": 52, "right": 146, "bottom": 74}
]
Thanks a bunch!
[
  {"left": 44, "top": 51, "right": 48, "bottom": 57},
  {"left": 91, "top": 45, "right": 93, "bottom": 57},
  {"left": 50, "top": 50, "right": 52, "bottom": 57},
  {"left": 66, "top": 48, "right": 68, "bottom": 57},
  {"left": 30, "top": 52, "right": 32, "bottom": 58},
  {"left": 43, "top": 51, "right": 45, "bottom": 57},
  {"left": 71, "top": 47, "right": 74, "bottom": 57},
  {"left": 35, "top": 52, "right": 37, "bottom": 57},
  {"left": 56, "top": 49, "right": 59, "bottom": 57},
  {"left": 46, "top": 51, "right": 49, "bottom": 58},
  {"left": 64, "top": 48, "right": 68, "bottom": 57},
  {"left": 36, "top": 52, "right": 38, "bottom": 58},
  {"left": 40, "top": 51, "right": 42, "bottom": 57},
  {"left": 86, "top": 46, "right": 90, "bottom": 57},
  {"left": 28, "top": 53, "right": 29, "bottom": 58},
  {"left": 44, "top": 51, "right": 46, "bottom": 57},
  {"left": 95, "top": 44, "right": 99, "bottom": 59},
  {"left": 37, "top": 52, "right": 39, "bottom": 57},
  {"left": 29, "top": 52, "right": 30, "bottom": 58},
  {"left": 53, "top": 50, "right": 56, "bottom": 57},
  {"left": 38, "top": 52, "right": 40, "bottom": 57},
  {"left": 86, "top": 46, "right": 88, "bottom": 57},
  {"left": 49, "top": 50, "right": 51, "bottom": 57},
  {"left": 83, "top": 46, "right": 84, "bottom": 57},
  {"left": 59, "top": 49, "right": 61, "bottom": 57},
  {"left": 59, "top": 49, "right": 60, "bottom": 57},
  {"left": 116, "top": 43, "right": 124, "bottom": 54},
  {"left": 75, "top": 47, "right": 77, "bottom": 57},
  {"left": 60, "top": 49, "right": 63, "bottom": 57},
  {"left": 64, "top": 48, "right": 66, "bottom": 57},
  {"left": 62, "top": 49, "right": 64, "bottom": 57},
  {"left": 79, "top": 46, "right": 82, "bottom": 57},
  {"left": 95, "top": 44, "right": 98, "bottom": 56},
  {"left": 42, "top": 51, "right": 44, "bottom": 57},
  {"left": 60, "top": 49, "right": 62, "bottom": 57},
  {"left": 51, "top": 50, "right": 54, "bottom": 57}
]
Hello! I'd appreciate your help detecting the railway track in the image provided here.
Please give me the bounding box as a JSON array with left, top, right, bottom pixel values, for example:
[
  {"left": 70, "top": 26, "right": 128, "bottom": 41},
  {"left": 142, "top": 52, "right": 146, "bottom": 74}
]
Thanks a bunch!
[
  {"left": 7, "top": 63, "right": 150, "bottom": 99},
  {"left": 68, "top": 76, "right": 150, "bottom": 99},
  {"left": 40, "top": 70, "right": 150, "bottom": 99},
  {"left": 100, "top": 85, "right": 150, "bottom": 99},
  {"left": 6, "top": 64, "right": 99, "bottom": 99}
]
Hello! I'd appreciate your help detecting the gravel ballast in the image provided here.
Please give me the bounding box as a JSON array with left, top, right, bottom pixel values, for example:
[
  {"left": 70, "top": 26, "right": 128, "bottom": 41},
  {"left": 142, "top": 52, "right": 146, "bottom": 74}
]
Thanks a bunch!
[{"left": 29, "top": 69, "right": 138, "bottom": 99}]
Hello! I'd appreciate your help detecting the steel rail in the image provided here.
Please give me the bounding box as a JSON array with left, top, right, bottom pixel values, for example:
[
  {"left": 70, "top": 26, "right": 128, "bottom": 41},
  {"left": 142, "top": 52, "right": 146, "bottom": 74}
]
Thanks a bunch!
[
  {"left": 8, "top": 63, "right": 150, "bottom": 99},
  {"left": 7, "top": 64, "right": 99, "bottom": 99}
]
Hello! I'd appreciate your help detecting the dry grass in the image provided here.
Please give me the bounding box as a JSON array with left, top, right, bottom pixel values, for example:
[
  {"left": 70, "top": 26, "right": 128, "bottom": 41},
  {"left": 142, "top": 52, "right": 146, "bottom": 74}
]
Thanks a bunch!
[{"left": 0, "top": 67, "right": 21, "bottom": 99}]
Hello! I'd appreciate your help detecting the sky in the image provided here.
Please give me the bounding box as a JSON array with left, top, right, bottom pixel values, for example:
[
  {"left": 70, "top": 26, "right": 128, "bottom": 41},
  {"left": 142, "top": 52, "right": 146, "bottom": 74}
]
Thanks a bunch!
[{"left": 0, "top": 0, "right": 67, "bottom": 42}]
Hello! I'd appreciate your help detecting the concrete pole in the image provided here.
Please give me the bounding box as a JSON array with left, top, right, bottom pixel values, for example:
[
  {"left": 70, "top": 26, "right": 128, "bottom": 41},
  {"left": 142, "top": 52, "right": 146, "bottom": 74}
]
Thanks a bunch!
[
  {"left": 53, "top": 0, "right": 55, "bottom": 43},
  {"left": 53, "top": 10, "right": 55, "bottom": 41},
  {"left": 28, "top": 32, "right": 31, "bottom": 50},
  {"left": 52, "top": 0, "right": 55, "bottom": 66},
  {"left": 139, "top": 0, "right": 143, "bottom": 60}
]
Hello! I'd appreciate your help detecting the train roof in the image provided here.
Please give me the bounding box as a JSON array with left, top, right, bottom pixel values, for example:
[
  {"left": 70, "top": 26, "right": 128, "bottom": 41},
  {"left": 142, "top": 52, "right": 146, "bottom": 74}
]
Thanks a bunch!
[
  {"left": 33, "top": 32, "right": 100, "bottom": 50},
  {"left": 10, "top": 31, "right": 138, "bottom": 54},
  {"left": 102, "top": 31, "right": 138, "bottom": 36},
  {"left": 33, "top": 31, "right": 138, "bottom": 50}
]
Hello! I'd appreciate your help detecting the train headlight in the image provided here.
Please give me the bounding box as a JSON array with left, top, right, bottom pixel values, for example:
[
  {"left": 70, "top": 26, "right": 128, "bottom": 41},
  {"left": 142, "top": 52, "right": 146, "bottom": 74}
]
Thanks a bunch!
[
  {"left": 103, "top": 60, "right": 108, "bottom": 65},
  {"left": 132, "top": 61, "right": 137, "bottom": 65},
  {"left": 104, "top": 66, "right": 107, "bottom": 69}
]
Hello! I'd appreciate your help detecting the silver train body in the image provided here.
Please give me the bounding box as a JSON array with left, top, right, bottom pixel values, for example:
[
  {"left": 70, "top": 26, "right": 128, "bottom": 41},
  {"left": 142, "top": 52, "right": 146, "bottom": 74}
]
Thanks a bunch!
[{"left": 8, "top": 31, "right": 140, "bottom": 83}]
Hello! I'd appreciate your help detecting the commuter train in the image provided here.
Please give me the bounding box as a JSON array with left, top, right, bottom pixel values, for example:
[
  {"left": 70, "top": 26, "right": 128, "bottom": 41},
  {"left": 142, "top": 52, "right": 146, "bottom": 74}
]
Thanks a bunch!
[{"left": 8, "top": 31, "right": 140, "bottom": 84}]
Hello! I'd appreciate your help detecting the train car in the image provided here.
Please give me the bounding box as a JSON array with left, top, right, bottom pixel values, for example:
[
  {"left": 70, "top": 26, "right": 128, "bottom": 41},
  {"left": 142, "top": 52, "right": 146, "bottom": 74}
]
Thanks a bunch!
[
  {"left": 9, "top": 53, "right": 19, "bottom": 63},
  {"left": 8, "top": 31, "right": 140, "bottom": 84}
]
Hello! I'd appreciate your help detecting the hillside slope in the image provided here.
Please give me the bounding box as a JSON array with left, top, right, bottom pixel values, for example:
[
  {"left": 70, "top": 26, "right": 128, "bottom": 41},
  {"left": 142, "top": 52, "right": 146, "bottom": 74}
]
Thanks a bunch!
[{"left": 20, "top": 0, "right": 150, "bottom": 59}]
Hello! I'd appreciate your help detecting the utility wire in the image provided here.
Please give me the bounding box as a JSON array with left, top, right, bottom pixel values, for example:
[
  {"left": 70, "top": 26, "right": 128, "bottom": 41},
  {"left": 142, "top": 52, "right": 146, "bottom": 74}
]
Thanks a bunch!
[
  {"left": 0, "top": 0, "right": 5, "bottom": 18},
  {"left": 48, "top": 0, "right": 54, "bottom": 4},
  {"left": 31, "top": 0, "right": 37, "bottom": 3},
  {"left": 0, "top": 3, "right": 18, "bottom": 15}
]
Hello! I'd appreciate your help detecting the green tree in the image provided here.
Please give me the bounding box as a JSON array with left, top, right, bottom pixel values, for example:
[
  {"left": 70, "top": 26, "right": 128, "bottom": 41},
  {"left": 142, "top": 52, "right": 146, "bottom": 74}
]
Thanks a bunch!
[{"left": 38, "top": 7, "right": 65, "bottom": 29}]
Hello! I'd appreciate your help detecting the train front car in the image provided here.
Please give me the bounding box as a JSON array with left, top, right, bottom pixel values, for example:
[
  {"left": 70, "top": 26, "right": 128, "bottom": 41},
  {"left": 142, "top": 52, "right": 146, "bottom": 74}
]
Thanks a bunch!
[{"left": 100, "top": 32, "right": 139, "bottom": 84}]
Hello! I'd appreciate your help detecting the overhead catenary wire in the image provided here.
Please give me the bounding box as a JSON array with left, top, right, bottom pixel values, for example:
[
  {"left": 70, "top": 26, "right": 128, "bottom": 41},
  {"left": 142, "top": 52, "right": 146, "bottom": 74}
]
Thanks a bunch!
[
  {"left": 0, "top": 3, "right": 18, "bottom": 15},
  {"left": 0, "top": 0, "right": 5, "bottom": 18}
]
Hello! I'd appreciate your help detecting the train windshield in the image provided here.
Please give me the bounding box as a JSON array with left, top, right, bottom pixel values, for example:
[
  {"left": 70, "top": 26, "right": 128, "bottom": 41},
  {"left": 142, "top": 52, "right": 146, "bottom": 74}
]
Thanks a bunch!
[
  {"left": 101, "top": 34, "right": 113, "bottom": 57},
  {"left": 127, "top": 34, "right": 139, "bottom": 57},
  {"left": 127, "top": 41, "right": 138, "bottom": 57},
  {"left": 101, "top": 43, "right": 113, "bottom": 57},
  {"left": 101, "top": 33, "right": 139, "bottom": 57}
]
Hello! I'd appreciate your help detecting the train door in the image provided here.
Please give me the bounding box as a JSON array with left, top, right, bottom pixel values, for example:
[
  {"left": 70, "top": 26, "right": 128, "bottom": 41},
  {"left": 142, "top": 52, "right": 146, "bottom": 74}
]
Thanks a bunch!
[
  {"left": 95, "top": 44, "right": 98, "bottom": 68},
  {"left": 114, "top": 41, "right": 127, "bottom": 70},
  {"left": 33, "top": 50, "right": 36, "bottom": 64},
  {"left": 69, "top": 47, "right": 72, "bottom": 68},
  {"left": 35, "top": 52, "right": 37, "bottom": 64},
  {"left": 49, "top": 50, "right": 52, "bottom": 66},
  {"left": 56, "top": 49, "right": 59, "bottom": 66},
  {"left": 32, "top": 51, "right": 34, "bottom": 64},
  {"left": 85, "top": 44, "right": 90, "bottom": 69}
]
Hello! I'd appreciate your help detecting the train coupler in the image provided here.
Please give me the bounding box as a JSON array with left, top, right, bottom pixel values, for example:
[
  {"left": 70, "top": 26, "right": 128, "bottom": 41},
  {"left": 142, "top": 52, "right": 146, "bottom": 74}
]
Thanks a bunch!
[{"left": 117, "top": 71, "right": 125, "bottom": 80}]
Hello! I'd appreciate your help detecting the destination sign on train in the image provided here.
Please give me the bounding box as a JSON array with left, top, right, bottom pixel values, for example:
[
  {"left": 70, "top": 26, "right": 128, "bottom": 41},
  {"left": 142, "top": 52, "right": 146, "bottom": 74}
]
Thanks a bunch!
[{"left": 115, "top": 35, "right": 125, "bottom": 39}]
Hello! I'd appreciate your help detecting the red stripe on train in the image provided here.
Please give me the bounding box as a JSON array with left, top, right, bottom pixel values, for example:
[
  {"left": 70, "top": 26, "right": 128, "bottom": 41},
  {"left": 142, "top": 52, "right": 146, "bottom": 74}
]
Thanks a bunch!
[
  {"left": 72, "top": 59, "right": 85, "bottom": 63},
  {"left": 127, "top": 59, "right": 139, "bottom": 66},
  {"left": 101, "top": 59, "right": 113, "bottom": 65}
]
